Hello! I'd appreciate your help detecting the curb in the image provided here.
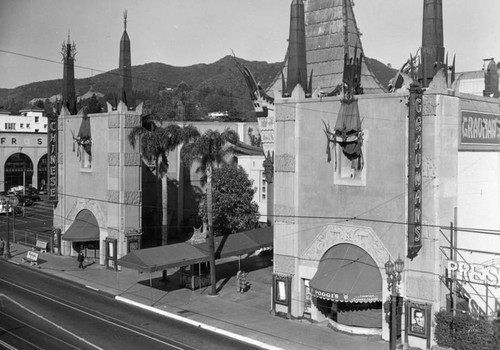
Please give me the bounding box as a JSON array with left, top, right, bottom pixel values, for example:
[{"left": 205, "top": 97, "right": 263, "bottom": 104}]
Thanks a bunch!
[{"left": 115, "top": 296, "right": 284, "bottom": 350}]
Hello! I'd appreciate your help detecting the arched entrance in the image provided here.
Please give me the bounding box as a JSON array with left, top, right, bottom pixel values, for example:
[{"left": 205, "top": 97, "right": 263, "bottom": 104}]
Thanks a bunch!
[
  {"left": 4, "top": 153, "right": 33, "bottom": 191},
  {"left": 37, "top": 154, "right": 48, "bottom": 191},
  {"left": 310, "top": 243, "right": 383, "bottom": 328},
  {"left": 62, "top": 209, "right": 100, "bottom": 258}
]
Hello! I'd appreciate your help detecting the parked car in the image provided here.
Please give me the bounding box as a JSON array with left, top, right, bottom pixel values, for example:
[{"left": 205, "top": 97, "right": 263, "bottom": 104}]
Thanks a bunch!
[
  {"left": 0, "top": 194, "right": 20, "bottom": 214},
  {"left": 15, "top": 194, "right": 34, "bottom": 206},
  {"left": 8, "top": 186, "right": 41, "bottom": 202}
]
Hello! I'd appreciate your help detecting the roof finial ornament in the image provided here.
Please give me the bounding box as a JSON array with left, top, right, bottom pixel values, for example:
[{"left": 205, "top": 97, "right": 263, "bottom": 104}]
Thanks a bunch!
[
  {"left": 67, "top": 29, "right": 71, "bottom": 43},
  {"left": 124, "top": 9, "right": 127, "bottom": 31}
]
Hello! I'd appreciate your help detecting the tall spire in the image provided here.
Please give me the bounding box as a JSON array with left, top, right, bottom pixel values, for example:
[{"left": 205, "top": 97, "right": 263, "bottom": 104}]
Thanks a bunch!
[
  {"left": 61, "top": 30, "right": 77, "bottom": 115},
  {"left": 268, "top": 0, "right": 384, "bottom": 97},
  {"left": 119, "top": 9, "right": 133, "bottom": 107},
  {"left": 284, "top": 0, "right": 309, "bottom": 97},
  {"left": 420, "top": 0, "right": 445, "bottom": 87}
]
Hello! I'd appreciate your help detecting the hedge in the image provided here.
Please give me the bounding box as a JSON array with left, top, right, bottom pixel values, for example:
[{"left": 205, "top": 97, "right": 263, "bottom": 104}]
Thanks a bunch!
[{"left": 434, "top": 310, "right": 500, "bottom": 350}]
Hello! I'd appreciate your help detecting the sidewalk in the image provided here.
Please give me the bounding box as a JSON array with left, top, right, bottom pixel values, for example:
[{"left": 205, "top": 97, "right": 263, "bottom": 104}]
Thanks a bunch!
[{"left": 6, "top": 243, "right": 388, "bottom": 350}]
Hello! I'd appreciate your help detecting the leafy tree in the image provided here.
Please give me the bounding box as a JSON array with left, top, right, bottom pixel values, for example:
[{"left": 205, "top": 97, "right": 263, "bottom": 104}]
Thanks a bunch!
[
  {"left": 129, "top": 119, "right": 199, "bottom": 247},
  {"left": 199, "top": 164, "right": 260, "bottom": 235},
  {"left": 34, "top": 99, "right": 45, "bottom": 109},
  {"left": 78, "top": 94, "right": 103, "bottom": 113},
  {"left": 181, "top": 128, "right": 239, "bottom": 295}
]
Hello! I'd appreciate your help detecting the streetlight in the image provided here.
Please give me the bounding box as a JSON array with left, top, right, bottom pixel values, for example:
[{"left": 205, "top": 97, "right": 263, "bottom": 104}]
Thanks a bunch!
[
  {"left": 1, "top": 195, "right": 19, "bottom": 259},
  {"left": 385, "top": 255, "right": 404, "bottom": 350}
]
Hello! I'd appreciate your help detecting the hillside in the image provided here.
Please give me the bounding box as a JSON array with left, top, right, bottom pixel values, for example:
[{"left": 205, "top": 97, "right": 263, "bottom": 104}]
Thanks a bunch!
[{"left": 0, "top": 55, "right": 395, "bottom": 114}]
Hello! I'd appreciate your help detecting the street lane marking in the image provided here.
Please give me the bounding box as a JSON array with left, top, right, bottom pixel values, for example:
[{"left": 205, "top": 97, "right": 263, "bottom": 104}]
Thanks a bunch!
[
  {"left": 0, "top": 294, "right": 102, "bottom": 350},
  {"left": 0, "top": 339, "right": 18, "bottom": 350},
  {"left": 1, "top": 280, "right": 191, "bottom": 350},
  {"left": 116, "top": 296, "right": 284, "bottom": 350}
]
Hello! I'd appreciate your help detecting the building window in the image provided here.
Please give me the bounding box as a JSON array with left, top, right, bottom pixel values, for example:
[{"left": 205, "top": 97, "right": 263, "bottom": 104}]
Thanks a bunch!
[
  {"left": 26, "top": 123, "right": 30, "bottom": 128},
  {"left": 44, "top": 124, "right": 47, "bottom": 129},
  {"left": 5, "top": 123, "right": 15, "bottom": 130},
  {"left": 333, "top": 131, "right": 367, "bottom": 186},
  {"left": 20, "top": 123, "right": 24, "bottom": 128},
  {"left": 35, "top": 117, "right": 39, "bottom": 122},
  {"left": 81, "top": 150, "right": 92, "bottom": 169}
]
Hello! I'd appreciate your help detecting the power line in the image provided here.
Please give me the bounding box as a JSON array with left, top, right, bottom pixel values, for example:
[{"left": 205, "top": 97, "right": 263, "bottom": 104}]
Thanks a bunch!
[
  {"left": 2, "top": 48, "right": 495, "bottom": 130},
  {"left": 46, "top": 190, "right": 500, "bottom": 236}
]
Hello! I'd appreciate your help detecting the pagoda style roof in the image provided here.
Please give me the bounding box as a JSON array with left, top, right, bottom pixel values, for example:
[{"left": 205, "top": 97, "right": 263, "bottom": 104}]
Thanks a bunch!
[{"left": 267, "top": 0, "right": 385, "bottom": 96}]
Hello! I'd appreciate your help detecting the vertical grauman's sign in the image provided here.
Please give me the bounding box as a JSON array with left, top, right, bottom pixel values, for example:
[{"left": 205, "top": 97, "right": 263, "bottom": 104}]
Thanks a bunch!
[
  {"left": 47, "top": 116, "right": 58, "bottom": 201},
  {"left": 408, "top": 82, "right": 423, "bottom": 259}
]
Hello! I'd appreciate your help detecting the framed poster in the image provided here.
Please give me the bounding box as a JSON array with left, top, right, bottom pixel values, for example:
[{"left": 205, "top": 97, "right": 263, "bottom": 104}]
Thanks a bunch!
[
  {"left": 406, "top": 301, "right": 431, "bottom": 340},
  {"left": 272, "top": 274, "right": 292, "bottom": 307}
]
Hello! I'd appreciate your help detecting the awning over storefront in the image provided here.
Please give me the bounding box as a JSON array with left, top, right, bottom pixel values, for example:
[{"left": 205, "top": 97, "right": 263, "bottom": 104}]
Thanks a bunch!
[
  {"left": 195, "top": 226, "right": 273, "bottom": 259},
  {"left": 62, "top": 209, "right": 99, "bottom": 242},
  {"left": 118, "top": 244, "right": 209, "bottom": 273},
  {"left": 117, "top": 226, "right": 273, "bottom": 273},
  {"left": 310, "top": 243, "right": 382, "bottom": 303}
]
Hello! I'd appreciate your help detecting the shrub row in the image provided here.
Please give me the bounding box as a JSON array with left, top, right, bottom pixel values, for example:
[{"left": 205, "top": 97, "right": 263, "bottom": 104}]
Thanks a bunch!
[{"left": 434, "top": 310, "right": 500, "bottom": 350}]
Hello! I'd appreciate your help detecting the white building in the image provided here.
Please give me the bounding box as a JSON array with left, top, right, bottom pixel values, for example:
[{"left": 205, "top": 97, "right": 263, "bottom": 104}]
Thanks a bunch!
[{"left": 0, "top": 107, "right": 48, "bottom": 133}]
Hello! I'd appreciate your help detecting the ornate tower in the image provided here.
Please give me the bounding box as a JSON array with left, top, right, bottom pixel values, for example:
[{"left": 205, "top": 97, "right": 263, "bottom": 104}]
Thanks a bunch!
[
  {"left": 284, "top": 0, "right": 309, "bottom": 97},
  {"left": 420, "top": 0, "right": 445, "bottom": 87},
  {"left": 268, "top": 0, "right": 384, "bottom": 96},
  {"left": 119, "top": 10, "right": 133, "bottom": 107},
  {"left": 61, "top": 31, "right": 77, "bottom": 115}
]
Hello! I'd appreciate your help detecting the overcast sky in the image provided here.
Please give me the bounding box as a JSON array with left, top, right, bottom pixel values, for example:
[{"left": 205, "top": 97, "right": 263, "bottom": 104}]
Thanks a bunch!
[{"left": 0, "top": 0, "right": 499, "bottom": 89}]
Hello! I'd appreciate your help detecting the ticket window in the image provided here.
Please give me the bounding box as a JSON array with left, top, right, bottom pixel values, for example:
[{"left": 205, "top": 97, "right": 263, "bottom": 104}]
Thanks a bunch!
[{"left": 105, "top": 238, "right": 117, "bottom": 271}]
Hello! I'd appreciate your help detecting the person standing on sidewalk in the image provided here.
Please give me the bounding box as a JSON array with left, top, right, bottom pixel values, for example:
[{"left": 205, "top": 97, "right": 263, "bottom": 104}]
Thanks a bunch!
[{"left": 77, "top": 250, "right": 85, "bottom": 269}]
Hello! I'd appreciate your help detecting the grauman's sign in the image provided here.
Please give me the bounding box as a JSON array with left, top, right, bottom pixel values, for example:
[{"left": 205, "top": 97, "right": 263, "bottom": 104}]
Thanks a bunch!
[
  {"left": 407, "top": 82, "right": 423, "bottom": 259},
  {"left": 447, "top": 260, "right": 500, "bottom": 287},
  {"left": 47, "top": 116, "right": 58, "bottom": 201},
  {"left": 461, "top": 111, "right": 500, "bottom": 145}
]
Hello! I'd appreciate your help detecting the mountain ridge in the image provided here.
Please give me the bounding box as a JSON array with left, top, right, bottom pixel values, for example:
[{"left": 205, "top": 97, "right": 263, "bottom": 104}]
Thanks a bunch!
[{"left": 0, "top": 55, "right": 396, "bottom": 114}]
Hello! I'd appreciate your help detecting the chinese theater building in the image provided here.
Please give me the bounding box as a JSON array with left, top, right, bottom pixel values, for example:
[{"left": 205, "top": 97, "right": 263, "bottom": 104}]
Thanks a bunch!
[
  {"left": 53, "top": 13, "right": 142, "bottom": 267},
  {"left": 263, "top": 0, "right": 500, "bottom": 349}
]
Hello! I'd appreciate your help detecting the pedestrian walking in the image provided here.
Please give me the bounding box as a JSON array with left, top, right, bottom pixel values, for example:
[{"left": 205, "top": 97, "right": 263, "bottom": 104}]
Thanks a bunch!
[
  {"left": 0, "top": 238, "right": 5, "bottom": 256},
  {"left": 77, "top": 250, "right": 85, "bottom": 269}
]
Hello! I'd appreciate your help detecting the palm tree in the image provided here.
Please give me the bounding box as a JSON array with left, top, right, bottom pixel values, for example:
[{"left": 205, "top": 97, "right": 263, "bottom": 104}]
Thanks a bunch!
[
  {"left": 129, "top": 118, "right": 199, "bottom": 246},
  {"left": 181, "top": 128, "right": 239, "bottom": 295}
]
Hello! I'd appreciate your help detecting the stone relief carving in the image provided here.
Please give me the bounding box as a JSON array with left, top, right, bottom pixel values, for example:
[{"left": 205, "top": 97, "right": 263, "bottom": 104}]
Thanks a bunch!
[
  {"left": 276, "top": 107, "right": 296, "bottom": 121},
  {"left": 108, "top": 190, "right": 119, "bottom": 203},
  {"left": 422, "top": 96, "right": 438, "bottom": 117},
  {"left": 66, "top": 197, "right": 106, "bottom": 233},
  {"left": 275, "top": 205, "right": 295, "bottom": 224},
  {"left": 125, "top": 115, "right": 141, "bottom": 128},
  {"left": 275, "top": 154, "right": 295, "bottom": 172},
  {"left": 108, "top": 153, "right": 119, "bottom": 166},
  {"left": 108, "top": 115, "right": 119, "bottom": 128},
  {"left": 124, "top": 153, "right": 141, "bottom": 166},
  {"left": 301, "top": 224, "right": 391, "bottom": 269},
  {"left": 124, "top": 191, "right": 141, "bottom": 205}
]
